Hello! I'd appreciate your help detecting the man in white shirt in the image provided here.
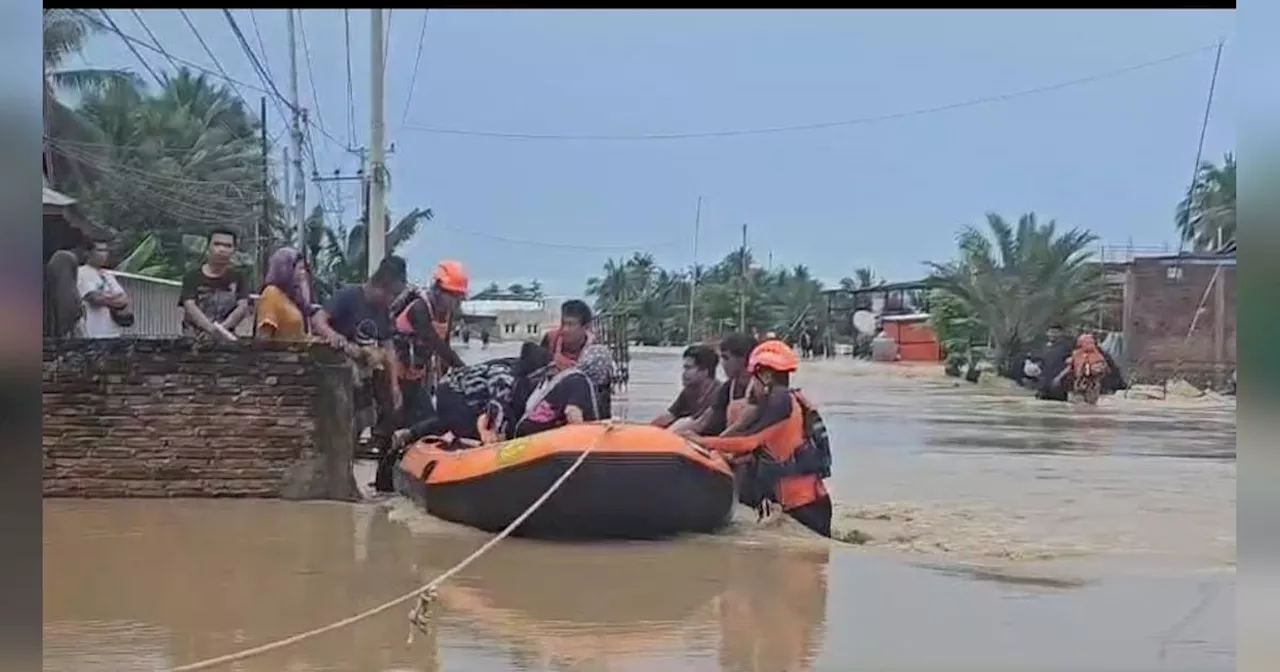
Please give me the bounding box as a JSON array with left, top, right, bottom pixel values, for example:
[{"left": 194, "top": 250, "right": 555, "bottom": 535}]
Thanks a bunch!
[{"left": 76, "top": 240, "right": 131, "bottom": 338}]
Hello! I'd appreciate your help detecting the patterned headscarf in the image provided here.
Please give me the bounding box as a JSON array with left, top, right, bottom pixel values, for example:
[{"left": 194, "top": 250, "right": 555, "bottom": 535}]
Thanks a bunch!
[
  {"left": 263, "top": 247, "right": 313, "bottom": 316},
  {"left": 575, "top": 344, "right": 614, "bottom": 388}
]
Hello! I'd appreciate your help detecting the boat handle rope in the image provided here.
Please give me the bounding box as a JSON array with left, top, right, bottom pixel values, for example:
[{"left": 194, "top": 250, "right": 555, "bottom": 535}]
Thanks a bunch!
[{"left": 170, "top": 421, "right": 620, "bottom": 672}]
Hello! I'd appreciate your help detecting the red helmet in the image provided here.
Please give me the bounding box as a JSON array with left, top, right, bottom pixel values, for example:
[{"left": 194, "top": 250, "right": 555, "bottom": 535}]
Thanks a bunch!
[
  {"left": 747, "top": 339, "right": 800, "bottom": 374},
  {"left": 432, "top": 260, "right": 469, "bottom": 295}
]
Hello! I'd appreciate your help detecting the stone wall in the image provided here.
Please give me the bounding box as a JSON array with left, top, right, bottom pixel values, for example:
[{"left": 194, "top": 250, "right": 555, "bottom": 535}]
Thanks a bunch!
[
  {"left": 1123, "top": 256, "right": 1236, "bottom": 388},
  {"left": 43, "top": 339, "right": 358, "bottom": 500}
]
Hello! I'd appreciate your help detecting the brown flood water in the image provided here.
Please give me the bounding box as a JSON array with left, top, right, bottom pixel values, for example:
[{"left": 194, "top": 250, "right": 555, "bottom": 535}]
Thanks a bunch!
[{"left": 43, "top": 343, "right": 1236, "bottom": 671}]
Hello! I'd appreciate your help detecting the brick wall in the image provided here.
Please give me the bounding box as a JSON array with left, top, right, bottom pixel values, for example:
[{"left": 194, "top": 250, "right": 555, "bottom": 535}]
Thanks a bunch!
[
  {"left": 43, "top": 339, "right": 358, "bottom": 500},
  {"left": 1123, "top": 257, "right": 1236, "bottom": 388}
]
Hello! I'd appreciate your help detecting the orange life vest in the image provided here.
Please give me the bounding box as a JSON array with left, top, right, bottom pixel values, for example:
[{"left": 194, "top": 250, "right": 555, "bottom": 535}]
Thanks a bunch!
[
  {"left": 394, "top": 295, "right": 452, "bottom": 381},
  {"left": 546, "top": 328, "right": 592, "bottom": 371}
]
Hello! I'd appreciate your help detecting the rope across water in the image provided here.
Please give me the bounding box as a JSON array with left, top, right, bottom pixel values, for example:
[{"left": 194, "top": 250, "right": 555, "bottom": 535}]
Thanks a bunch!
[{"left": 170, "top": 422, "right": 618, "bottom": 672}]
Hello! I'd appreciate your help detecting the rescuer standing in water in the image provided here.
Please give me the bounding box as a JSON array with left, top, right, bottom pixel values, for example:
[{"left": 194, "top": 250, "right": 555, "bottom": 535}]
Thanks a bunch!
[{"left": 690, "top": 339, "right": 834, "bottom": 537}]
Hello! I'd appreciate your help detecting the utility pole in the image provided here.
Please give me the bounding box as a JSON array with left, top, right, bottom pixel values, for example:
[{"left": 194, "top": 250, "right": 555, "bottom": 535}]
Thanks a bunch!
[
  {"left": 738, "top": 223, "right": 748, "bottom": 332},
  {"left": 258, "top": 96, "right": 269, "bottom": 284},
  {"left": 286, "top": 9, "right": 306, "bottom": 248},
  {"left": 686, "top": 196, "right": 702, "bottom": 344},
  {"left": 368, "top": 8, "right": 388, "bottom": 278}
]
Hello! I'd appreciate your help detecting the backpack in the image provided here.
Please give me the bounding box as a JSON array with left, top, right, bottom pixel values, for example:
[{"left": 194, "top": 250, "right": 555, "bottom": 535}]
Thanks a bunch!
[{"left": 791, "top": 391, "right": 832, "bottom": 479}]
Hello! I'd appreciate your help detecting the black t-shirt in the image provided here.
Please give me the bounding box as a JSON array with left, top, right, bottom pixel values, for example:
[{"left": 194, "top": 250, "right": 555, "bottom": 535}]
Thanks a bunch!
[
  {"left": 513, "top": 371, "right": 599, "bottom": 437},
  {"left": 699, "top": 379, "right": 749, "bottom": 436},
  {"left": 323, "top": 284, "right": 391, "bottom": 343},
  {"left": 668, "top": 381, "right": 718, "bottom": 420},
  {"left": 178, "top": 266, "right": 249, "bottom": 332}
]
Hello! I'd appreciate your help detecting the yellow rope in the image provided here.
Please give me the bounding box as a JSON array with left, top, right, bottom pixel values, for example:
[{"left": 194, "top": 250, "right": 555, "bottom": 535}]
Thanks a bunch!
[{"left": 171, "top": 422, "right": 618, "bottom": 672}]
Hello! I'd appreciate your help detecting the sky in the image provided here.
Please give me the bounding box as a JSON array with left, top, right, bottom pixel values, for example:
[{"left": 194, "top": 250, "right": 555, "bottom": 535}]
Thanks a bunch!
[{"left": 71, "top": 9, "right": 1236, "bottom": 296}]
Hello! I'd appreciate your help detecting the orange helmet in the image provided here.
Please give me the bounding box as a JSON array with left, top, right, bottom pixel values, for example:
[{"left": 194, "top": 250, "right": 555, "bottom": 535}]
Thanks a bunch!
[
  {"left": 747, "top": 339, "right": 800, "bottom": 374},
  {"left": 432, "top": 260, "right": 470, "bottom": 295}
]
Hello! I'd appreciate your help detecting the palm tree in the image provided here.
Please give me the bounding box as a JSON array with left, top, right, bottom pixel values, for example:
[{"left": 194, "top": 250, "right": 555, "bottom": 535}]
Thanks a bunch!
[
  {"left": 927, "top": 212, "right": 1104, "bottom": 377},
  {"left": 1176, "top": 153, "right": 1236, "bottom": 252},
  {"left": 43, "top": 9, "right": 143, "bottom": 189},
  {"left": 307, "top": 206, "right": 434, "bottom": 299}
]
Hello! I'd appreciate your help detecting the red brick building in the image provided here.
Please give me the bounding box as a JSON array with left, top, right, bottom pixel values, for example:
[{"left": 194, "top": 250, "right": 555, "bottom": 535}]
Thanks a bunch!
[{"left": 1122, "top": 252, "right": 1236, "bottom": 387}]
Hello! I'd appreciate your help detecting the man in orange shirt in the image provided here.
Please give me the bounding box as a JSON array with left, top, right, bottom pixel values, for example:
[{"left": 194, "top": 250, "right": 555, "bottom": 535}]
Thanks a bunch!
[{"left": 691, "top": 339, "right": 834, "bottom": 537}]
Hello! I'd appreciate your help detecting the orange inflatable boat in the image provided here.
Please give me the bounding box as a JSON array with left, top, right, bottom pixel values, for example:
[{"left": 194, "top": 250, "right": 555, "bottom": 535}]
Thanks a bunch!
[{"left": 395, "top": 422, "right": 735, "bottom": 539}]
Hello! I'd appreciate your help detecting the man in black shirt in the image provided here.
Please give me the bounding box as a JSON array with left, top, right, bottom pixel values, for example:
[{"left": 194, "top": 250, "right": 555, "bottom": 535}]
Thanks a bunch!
[
  {"left": 651, "top": 345, "right": 719, "bottom": 430},
  {"left": 681, "top": 333, "right": 758, "bottom": 437},
  {"left": 178, "top": 228, "right": 249, "bottom": 341},
  {"left": 1026, "top": 323, "right": 1074, "bottom": 402}
]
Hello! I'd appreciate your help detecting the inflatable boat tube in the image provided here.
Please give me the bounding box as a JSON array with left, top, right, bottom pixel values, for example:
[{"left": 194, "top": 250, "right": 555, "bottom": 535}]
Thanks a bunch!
[{"left": 395, "top": 422, "right": 735, "bottom": 539}]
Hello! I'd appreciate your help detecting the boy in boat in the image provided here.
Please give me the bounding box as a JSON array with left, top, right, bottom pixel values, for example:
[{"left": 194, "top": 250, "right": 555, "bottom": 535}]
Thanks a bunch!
[
  {"left": 650, "top": 344, "right": 720, "bottom": 432},
  {"left": 679, "top": 333, "right": 758, "bottom": 437},
  {"left": 689, "top": 339, "right": 834, "bottom": 538},
  {"left": 390, "top": 341, "right": 554, "bottom": 452},
  {"left": 513, "top": 344, "right": 614, "bottom": 438},
  {"left": 540, "top": 299, "right": 612, "bottom": 418}
]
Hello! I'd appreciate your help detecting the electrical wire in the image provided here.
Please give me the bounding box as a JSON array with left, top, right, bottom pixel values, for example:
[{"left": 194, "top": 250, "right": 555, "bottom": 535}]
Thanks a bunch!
[
  {"left": 296, "top": 11, "right": 332, "bottom": 152},
  {"left": 222, "top": 8, "right": 293, "bottom": 126},
  {"left": 99, "top": 10, "right": 163, "bottom": 87},
  {"left": 70, "top": 10, "right": 276, "bottom": 100},
  {"left": 400, "top": 43, "right": 1221, "bottom": 141},
  {"left": 401, "top": 9, "right": 430, "bottom": 125},
  {"left": 248, "top": 10, "right": 273, "bottom": 86},
  {"left": 178, "top": 9, "right": 249, "bottom": 107},
  {"left": 128, "top": 9, "right": 179, "bottom": 73}
]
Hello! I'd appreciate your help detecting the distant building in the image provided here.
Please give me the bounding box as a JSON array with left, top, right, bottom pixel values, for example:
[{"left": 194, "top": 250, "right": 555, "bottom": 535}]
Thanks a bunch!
[
  {"left": 459, "top": 297, "right": 564, "bottom": 342},
  {"left": 1122, "top": 251, "right": 1236, "bottom": 387}
]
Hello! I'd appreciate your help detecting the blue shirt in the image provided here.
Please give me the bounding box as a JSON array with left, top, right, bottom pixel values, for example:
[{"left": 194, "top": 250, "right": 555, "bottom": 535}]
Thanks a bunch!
[{"left": 323, "top": 284, "right": 391, "bottom": 343}]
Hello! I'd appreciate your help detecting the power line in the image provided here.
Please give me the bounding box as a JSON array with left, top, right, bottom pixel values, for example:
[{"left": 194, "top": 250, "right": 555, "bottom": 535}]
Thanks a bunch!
[
  {"left": 99, "top": 10, "right": 163, "bottom": 87},
  {"left": 401, "top": 9, "right": 430, "bottom": 125},
  {"left": 221, "top": 9, "right": 293, "bottom": 129},
  {"left": 296, "top": 11, "right": 332, "bottom": 152},
  {"left": 70, "top": 9, "right": 276, "bottom": 100},
  {"left": 400, "top": 43, "right": 1221, "bottom": 142},
  {"left": 248, "top": 10, "right": 273, "bottom": 84},
  {"left": 178, "top": 9, "right": 249, "bottom": 106},
  {"left": 128, "top": 9, "right": 178, "bottom": 72}
]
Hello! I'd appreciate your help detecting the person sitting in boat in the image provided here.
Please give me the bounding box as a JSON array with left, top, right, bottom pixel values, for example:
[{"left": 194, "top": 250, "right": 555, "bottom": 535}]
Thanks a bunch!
[
  {"left": 680, "top": 332, "right": 759, "bottom": 437},
  {"left": 689, "top": 339, "right": 834, "bottom": 538},
  {"left": 388, "top": 342, "right": 554, "bottom": 456},
  {"left": 539, "top": 298, "right": 614, "bottom": 418},
  {"left": 513, "top": 343, "right": 614, "bottom": 438},
  {"left": 651, "top": 344, "right": 720, "bottom": 432},
  {"left": 389, "top": 260, "right": 469, "bottom": 427}
]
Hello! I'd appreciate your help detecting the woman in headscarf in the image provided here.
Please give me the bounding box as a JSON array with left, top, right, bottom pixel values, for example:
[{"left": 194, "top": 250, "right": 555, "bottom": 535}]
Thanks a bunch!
[
  {"left": 512, "top": 343, "right": 614, "bottom": 438},
  {"left": 43, "top": 249, "right": 83, "bottom": 339},
  {"left": 255, "top": 247, "right": 314, "bottom": 341},
  {"left": 1054, "top": 332, "right": 1109, "bottom": 405}
]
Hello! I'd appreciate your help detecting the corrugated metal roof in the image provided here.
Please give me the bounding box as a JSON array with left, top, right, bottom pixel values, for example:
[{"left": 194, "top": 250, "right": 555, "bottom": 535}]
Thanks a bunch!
[{"left": 43, "top": 186, "right": 76, "bottom": 207}]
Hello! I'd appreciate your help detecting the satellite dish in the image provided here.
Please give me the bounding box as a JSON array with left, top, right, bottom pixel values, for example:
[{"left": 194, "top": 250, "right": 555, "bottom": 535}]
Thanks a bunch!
[{"left": 852, "top": 310, "right": 876, "bottom": 334}]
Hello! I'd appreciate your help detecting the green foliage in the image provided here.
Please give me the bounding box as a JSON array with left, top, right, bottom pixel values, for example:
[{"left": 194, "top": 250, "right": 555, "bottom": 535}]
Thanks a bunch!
[
  {"left": 1175, "top": 153, "right": 1236, "bottom": 252},
  {"left": 927, "top": 212, "right": 1104, "bottom": 377},
  {"left": 585, "top": 250, "right": 826, "bottom": 345},
  {"left": 305, "top": 206, "right": 433, "bottom": 301}
]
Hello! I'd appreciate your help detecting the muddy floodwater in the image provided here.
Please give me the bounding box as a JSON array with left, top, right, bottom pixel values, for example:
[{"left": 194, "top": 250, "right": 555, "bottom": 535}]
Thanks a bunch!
[{"left": 43, "top": 343, "right": 1236, "bottom": 671}]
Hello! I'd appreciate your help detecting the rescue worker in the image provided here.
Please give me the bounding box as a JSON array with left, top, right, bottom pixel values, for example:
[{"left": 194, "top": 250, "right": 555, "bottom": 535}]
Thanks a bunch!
[
  {"left": 690, "top": 339, "right": 834, "bottom": 538},
  {"left": 390, "top": 260, "right": 469, "bottom": 426}
]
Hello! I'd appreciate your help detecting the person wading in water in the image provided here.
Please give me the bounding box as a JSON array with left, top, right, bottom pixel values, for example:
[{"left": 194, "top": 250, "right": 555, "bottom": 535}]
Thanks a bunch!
[
  {"left": 650, "top": 344, "right": 720, "bottom": 432},
  {"left": 1055, "top": 332, "right": 1110, "bottom": 405},
  {"left": 690, "top": 339, "right": 835, "bottom": 537}
]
